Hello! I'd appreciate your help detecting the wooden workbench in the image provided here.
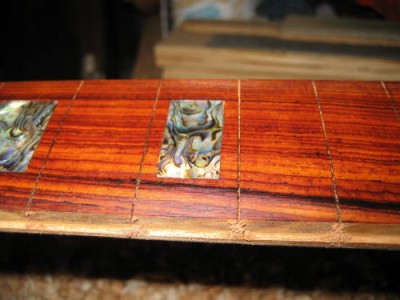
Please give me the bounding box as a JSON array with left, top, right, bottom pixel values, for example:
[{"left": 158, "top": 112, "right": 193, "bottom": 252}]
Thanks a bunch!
[{"left": 0, "top": 80, "right": 399, "bottom": 249}]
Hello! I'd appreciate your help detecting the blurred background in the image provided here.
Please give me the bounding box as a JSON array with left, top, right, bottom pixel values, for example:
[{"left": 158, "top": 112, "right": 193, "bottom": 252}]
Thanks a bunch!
[
  {"left": 1, "top": 0, "right": 400, "bottom": 81},
  {"left": 1, "top": 1, "right": 400, "bottom": 299},
  {"left": 1, "top": 233, "right": 400, "bottom": 299}
]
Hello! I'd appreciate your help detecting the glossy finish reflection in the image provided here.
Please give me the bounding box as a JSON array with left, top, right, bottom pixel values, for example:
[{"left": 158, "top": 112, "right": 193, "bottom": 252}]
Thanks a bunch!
[
  {"left": 0, "top": 100, "right": 57, "bottom": 172},
  {"left": 158, "top": 100, "right": 224, "bottom": 179}
]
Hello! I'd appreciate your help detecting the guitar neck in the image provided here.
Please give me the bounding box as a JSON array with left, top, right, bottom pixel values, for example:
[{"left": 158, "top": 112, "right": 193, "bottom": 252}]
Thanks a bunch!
[{"left": 0, "top": 79, "right": 399, "bottom": 249}]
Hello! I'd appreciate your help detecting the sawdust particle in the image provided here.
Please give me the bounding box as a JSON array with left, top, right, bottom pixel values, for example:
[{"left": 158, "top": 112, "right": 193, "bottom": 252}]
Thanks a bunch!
[
  {"left": 228, "top": 220, "right": 253, "bottom": 241},
  {"left": 326, "top": 223, "right": 352, "bottom": 247}
]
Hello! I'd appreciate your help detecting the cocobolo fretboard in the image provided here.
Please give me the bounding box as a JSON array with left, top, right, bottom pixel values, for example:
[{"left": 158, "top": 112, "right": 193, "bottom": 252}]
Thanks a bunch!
[{"left": 0, "top": 80, "right": 399, "bottom": 249}]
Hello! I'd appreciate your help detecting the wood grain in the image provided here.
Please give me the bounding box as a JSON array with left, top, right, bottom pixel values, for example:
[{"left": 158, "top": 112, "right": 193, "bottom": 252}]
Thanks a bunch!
[
  {"left": 134, "top": 80, "right": 238, "bottom": 219},
  {"left": 182, "top": 17, "right": 400, "bottom": 47},
  {"left": 30, "top": 80, "right": 160, "bottom": 216},
  {"left": 156, "top": 25, "right": 400, "bottom": 81},
  {"left": 240, "top": 80, "right": 338, "bottom": 222},
  {"left": 181, "top": 20, "right": 281, "bottom": 38},
  {"left": 1, "top": 209, "right": 400, "bottom": 249},
  {"left": 0, "top": 80, "right": 399, "bottom": 249},
  {"left": 383, "top": 81, "right": 400, "bottom": 120},
  {"left": 315, "top": 81, "right": 400, "bottom": 223},
  {"left": 281, "top": 16, "right": 400, "bottom": 47},
  {"left": 0, "top": 81, "right": 81, "bottom": 211}
]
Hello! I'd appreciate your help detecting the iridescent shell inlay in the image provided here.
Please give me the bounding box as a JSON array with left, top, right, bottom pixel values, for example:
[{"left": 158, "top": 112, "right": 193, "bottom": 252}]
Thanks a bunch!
[
  {"left": 0, "top": 100, "right": 57, "bottom": 172},
  {"left": 158, "top": 100, "right": 224, "bottom": 179}
]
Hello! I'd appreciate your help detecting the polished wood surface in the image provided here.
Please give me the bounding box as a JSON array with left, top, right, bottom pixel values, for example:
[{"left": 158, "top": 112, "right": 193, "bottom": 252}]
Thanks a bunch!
[
  {"left": 315, "top": 81, "right": 400, "bottom": 224},
  {"left": 135, "top": 80, "right": 238, "bottom": 219},
  {"left": 0, "top": 80, "right": 399, "bottom": 249},
  {"left": 240, "top": 80, "right": 337, "bottom": 222}
]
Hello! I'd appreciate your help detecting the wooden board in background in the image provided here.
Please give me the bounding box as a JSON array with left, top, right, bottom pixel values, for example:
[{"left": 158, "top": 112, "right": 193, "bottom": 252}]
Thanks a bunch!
[
  {"left": 281, "top": 16, "right": 400, "bottom": 47},
  {"left": 181, "top": 19, "right": 281, "bottom": 38},
  {"left": 0, "top": 80, "right": 399, "bottom": 249},
  {"left": 182, "top": 17, "right": 400, "bottom": 47},
  {"left": 156, "top": 18, "right": 400, "bottom": 80},
  {"left": 161, "top": 64, "right": 400, "bottom": 81}
]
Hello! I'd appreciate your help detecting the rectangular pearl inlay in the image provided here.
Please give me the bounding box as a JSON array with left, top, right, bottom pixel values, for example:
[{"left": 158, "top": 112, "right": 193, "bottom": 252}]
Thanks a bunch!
[
  {"left": 0, "top": 100, "right": 57, "bottom": 172},
  {"left": 157, "top": 100, "right": 224, "bottom": 179}
]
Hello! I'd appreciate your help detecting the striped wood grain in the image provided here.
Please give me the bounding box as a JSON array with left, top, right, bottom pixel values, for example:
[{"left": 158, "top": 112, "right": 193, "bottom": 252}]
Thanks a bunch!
[
  {"left": 383, "top": 81, "right": 400, "bottom": 120},
  {"left": 30, "top": 80, "right": 160, "bottom": 216},
  {"left": 0, "top": 81, "right": 81, "bottom": 211},
  {"left": 315, "top": 81, "right": 400, "bottom": 223},
  {"left": 134, "top": 80, "right": 238, "bottom": 219},
  {"left": 240, "top": 80, "right": 338, "bottom": 222},
  {"left": 0, "top": 80, "right": 399, "bottom": 249}
]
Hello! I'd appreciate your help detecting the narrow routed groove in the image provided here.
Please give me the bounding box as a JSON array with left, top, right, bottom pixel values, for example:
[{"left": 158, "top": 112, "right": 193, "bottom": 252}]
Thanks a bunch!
[
  {"left": 25, "top": 80, "right": 85, "bottom": 215},
  {"left": 237, "top": 79, "right": 242, "bottom": 221},
  {"left": 381, "top": 81, "right": 400, "bottom": 122},
  {"left": 312, "top": 80, "right": 342, "bottom": 224},
  {"left": 130, "top": 80, "right": 163, "bottom": 221}
]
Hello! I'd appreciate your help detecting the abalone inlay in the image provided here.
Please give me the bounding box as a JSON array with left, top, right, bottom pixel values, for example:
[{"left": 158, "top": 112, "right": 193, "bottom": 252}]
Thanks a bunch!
[
  {"left": 157, "top": 100, "right": 224, "bottom": 179},
  {"left": 0, "top": 100, "right": 57, "bottom": 172}
]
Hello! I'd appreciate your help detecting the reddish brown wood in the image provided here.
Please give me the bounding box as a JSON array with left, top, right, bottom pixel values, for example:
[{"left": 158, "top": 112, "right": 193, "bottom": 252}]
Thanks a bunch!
[
  {"left": 315, "top": 81, "right": 400, "bottom": 223},
  {"left": 0, "top": 81, "right": 80, "bottom": 211},
  {"left": 135, "top": 80, "right": 238, "bottom": 219},
  {"left": 240, "top": 80, "right": 338, "bottom": 222},
  {"left": 0, "top": 80, "right": 399, "bottom": 248},
  {"left": 31, "top": 80, "right": 159, "bottom": 215},
  {"left": 384, "top": 81, "right": 400, "bottom": 119}
]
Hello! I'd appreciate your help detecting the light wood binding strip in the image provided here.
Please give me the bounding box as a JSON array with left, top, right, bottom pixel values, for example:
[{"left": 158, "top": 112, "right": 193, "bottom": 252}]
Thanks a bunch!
[
  {"left": 1, "top": 209, "right": 400, "bottom": 249},
  {"left": 312, "top": 80, "right": 342, "bottom": 224},
  {"left": 25, "top": 80, "right": 85, "bottom": 215},
  {"left": 237, "top": 79, "right": 241, "bottom": 221},
  {"left": 1, "top": 79, "right": 399, "bottom": 249},
  {"left": 130, "top": 80, "right": 163, "bottom": 221},
  {"left": 381, "top": 81, "right": 400, "bottom": 122}
]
